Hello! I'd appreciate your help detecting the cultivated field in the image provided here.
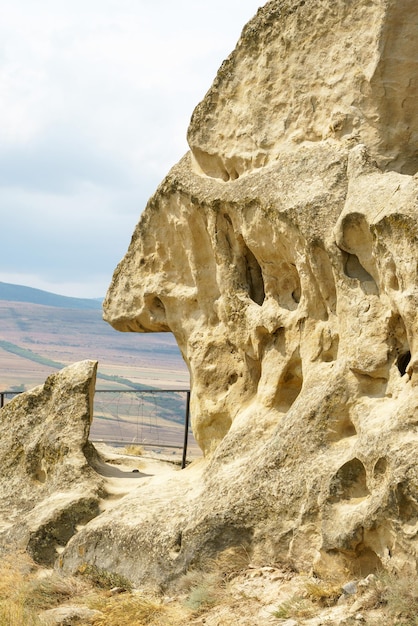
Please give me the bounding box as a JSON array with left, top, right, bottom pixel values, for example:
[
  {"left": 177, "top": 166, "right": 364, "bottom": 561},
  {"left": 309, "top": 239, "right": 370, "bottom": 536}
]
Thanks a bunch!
[
  {"left": 0, "top": 295, "right": 200, "bottom": 459},
  {"left": 0, "top": 300, "right": 189, "bottom": 391}
]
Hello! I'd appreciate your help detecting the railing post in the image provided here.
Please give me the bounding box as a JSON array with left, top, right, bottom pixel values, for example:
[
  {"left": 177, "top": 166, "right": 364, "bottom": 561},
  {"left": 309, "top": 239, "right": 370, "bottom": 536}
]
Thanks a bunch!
[{"left": 181, "top": 391, "right": 191, "bottom": 469}]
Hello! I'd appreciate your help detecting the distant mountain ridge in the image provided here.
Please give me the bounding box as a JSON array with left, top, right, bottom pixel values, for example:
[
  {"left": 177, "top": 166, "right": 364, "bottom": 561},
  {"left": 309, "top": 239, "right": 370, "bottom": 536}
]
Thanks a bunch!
[
  {"left": 0, "top": 281, "right": 188, "bottom": 393},
  {"left": 0, "top": 282, "right": 102, "bottom": 310}
]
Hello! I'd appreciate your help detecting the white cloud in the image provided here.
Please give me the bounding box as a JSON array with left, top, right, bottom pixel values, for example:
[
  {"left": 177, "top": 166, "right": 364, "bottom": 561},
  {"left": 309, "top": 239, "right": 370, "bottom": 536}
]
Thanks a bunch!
[{"left": 0, "top": 0, "right": 263, "bottom": 297}]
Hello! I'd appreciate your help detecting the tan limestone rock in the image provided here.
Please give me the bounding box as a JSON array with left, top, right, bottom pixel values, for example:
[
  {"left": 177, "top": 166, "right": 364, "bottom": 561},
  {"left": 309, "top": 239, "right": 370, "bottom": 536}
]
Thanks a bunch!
[
  {"left": 61, "top": 0, "right": 418, "bottom": 586},
  {"left": 188, "top": 0, "right": 418, "bottom": 179},
  {"left": 0, "top": 361, "right": 105, "bottom": 565}
]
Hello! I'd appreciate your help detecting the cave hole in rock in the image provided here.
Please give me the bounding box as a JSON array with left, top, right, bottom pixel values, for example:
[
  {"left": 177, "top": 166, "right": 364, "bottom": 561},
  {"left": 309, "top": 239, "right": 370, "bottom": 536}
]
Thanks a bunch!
[
  {"left": 354, "top": 545, "right": 383, "bottom": 577},
  {"left": 239, "top": 237, "right": 265, "bottom": 305},
  {"left": 245, "top": 352, "right": 262, "bottom": 387},
  {"left": 329, "top": 458, "right": 369, "bottom": 504},
  {"left": 386, "top": 258, "right": 400, "bottom": 290},
  {"left": 206, "top": 526, "right": 254, "bottom": 559},
  {"left": 35, "top": 466, "right": 47, "bottom": 483},
  {"left": 327, "top": 412, "right": 357, "bottom": 443},
  {"left": 388, "top": 313, "right": 410, "bottom": 375},
  {"left": 151, "top": 296, "right": 166, "bottom": 315},
  {"left": 292, "top": 285, "right": 301, "bottom": 304},
  {"left": 338, "top": 213, "right": 378, "bottom": 290},
  {"left": 226, "top": 372, "right": 238, "bottom": 388},
  {"left": 344, "top": 252, "right": 376, "bottom": 285},
  {"left": 170, "top": 531, "right": 183, "bottom": 556},
  {"left": 143, "top": 294, "right": 168, "bottom": 327},
  {"left": 321, "top": 334, "right": 339, "bottom": 363},
  {"left": 397, "top": 351, "right": 411, "bottom": 376},
  {"left": 351, "top": 370, "right": 388, "bottom": 399},
  {"left": 274, "top": 348, "right": 303, "bottom": 412},
  {"left": 280, "top": 262, "right": 302, "bottom": 310},
  {"left": 373, "top": 457, "right": 388, "bottom": 479},
  {"left": 269, "top": 259, "right": 302, "bottom": 311}
]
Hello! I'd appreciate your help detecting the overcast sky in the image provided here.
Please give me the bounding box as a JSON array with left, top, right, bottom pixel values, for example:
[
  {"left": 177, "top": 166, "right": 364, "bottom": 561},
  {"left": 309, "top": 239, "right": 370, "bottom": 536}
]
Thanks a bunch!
[{"left": 0, "top": 0, "right": 262, "bottom": 298}]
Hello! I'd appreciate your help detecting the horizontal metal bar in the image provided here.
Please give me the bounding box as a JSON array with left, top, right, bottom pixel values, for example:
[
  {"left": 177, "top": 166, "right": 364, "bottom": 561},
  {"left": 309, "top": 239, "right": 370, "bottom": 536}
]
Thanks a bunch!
[
  {"left": 90, "top": 439, "right": 183, "bottom": 450},
  {"left": 95, "top": 389, "right": 190, "bottom": 394}
]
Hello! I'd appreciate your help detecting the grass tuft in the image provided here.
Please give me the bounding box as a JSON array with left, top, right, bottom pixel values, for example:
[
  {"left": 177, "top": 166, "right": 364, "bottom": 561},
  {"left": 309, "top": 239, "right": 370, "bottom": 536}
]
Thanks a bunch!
[
  {"left": 78, "top": 564, "right": 133, "bottom": 591},
  {"left": 183, "top": 575, "right": 221, "bottom": 612},
  {"left": 272, "top": 595, "right": 316, "bottom": 619},
  {"left": 365, "top": 570, "right": 418, "bottom": 624},
  {"left": 305, "top": 579, "right": 342, "bottom": 606},
  {"left": 25, "top": 573, "right": 90, "bottom": 611},
  {"left": 91, "top": 595, "right": 167, "bottom": 626},
  {"left": 124, "top": 444, "right": 144, "bottom": 457}
]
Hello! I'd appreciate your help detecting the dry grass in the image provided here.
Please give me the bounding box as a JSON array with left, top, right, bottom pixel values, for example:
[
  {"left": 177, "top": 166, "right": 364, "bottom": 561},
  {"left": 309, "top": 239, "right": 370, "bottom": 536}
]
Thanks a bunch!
[
  {"left": 0, "top": 553, "right": 89, "bottom": 625},
  {"left": 91, "top": 595, "right": 168, "bottom": 626},
  {"left": 272, "top": 575, "right": 342, "bottom": 620},
  {"left": 79, "top": 563, "right": 133, "bottom": 591},
  {"left": 3, "top": 549, "right": 418, "bottom": 626},
  {"left": 0, "top": 554, "right": 40, "bottom": 626},
  {"left": 24, "top": 573, "right": 90, "bottom": 610},
  {"left": 362, "top": 570, "right": 418, "bottom": 625},
  {"left": 0, "top": 554, "right": 199, "bottom": 626},
  {"left": 305, "top": 579, "right": 343, "bottom": 606},
  {"left": 174, "top": 545, "right": 251, "bottom": 614},
  {"left": 124, "top": 444, "right": 144, "bottom": 456},
  {"left": 272, "top": 595, "right": 317, "bottom": 620}
]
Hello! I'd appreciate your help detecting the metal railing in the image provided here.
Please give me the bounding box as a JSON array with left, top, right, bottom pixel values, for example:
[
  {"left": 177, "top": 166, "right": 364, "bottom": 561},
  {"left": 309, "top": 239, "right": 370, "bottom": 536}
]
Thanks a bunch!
[
  {"left": 1, "top": 388, "right": 194, "bottom": 469},
  {"left": 0, "top": 391, "right": 20, "bottom": 407}
]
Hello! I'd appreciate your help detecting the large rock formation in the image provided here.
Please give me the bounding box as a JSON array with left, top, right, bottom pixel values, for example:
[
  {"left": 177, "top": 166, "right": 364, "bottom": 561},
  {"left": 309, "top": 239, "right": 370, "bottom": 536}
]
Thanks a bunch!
[
  {"left": 0, "top": 361, "right": 105, "bottom": 565},
  {"left": 61, "top": 0, "right": 418, "bottom": 585}
]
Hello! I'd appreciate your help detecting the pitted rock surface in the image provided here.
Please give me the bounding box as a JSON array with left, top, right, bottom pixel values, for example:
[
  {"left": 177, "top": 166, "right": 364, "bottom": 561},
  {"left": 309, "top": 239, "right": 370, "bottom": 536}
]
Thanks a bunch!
[
  {"left": 62, "top": 0, "right": 418, "bottom": 585},
  {"left": 0, "top": 361, "right": 104, "bottom": 564}
]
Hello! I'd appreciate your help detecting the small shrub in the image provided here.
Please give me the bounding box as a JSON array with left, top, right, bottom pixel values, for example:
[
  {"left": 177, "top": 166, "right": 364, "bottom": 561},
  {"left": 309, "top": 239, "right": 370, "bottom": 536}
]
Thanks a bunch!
[
  {"left": 305, "top": 579, "right": 342, "bottom": 606},
  {"left": 124, "top": 444, "right": 144, "bottom": 457},
  {"left": 183, "top": 577, "right": 221, "bottom": 612},
  {"left": 79, "top": 564, "right": 133, "bottom": 591},
  {"left": 272, "top": 595, "right": 316, "bottom": 619},
  {"left": 369, "top": 570, "right": 418, "bottom": 624},
  {"left": 175, "top": 569, "right": 206, "bottom": 593}
]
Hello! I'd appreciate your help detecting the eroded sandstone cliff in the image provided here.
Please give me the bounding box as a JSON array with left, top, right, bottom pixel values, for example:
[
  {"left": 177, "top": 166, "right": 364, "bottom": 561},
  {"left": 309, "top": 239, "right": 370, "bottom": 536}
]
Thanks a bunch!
[{"left": 61, "top": 0, "right": 418, "bottom": 585}]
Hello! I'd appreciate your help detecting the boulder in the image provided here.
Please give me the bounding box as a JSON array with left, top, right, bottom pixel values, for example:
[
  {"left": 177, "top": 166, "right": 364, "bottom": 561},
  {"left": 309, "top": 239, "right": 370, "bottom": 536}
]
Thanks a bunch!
[
  {"left": 61, "top": 0, "right": 418, "bottom": 585},
  {"left": 0, "top": 360, "right": 104, "bottom": 565}
]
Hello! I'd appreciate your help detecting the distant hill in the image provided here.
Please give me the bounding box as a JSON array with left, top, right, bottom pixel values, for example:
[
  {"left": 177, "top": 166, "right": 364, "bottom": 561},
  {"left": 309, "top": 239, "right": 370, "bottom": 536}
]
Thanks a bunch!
[
  {"left": 0, "top": 282, "right": 193, "bottom": 453},
  {"left": 0, "top": 282, "right": 102, "bottom": 310},
  {"left": 0, "top": 282, "right": 189, "bottom": 393}
]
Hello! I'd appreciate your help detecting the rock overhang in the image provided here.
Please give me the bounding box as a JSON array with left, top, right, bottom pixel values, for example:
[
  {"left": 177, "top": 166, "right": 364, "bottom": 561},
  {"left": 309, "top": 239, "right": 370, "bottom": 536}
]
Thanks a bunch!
[{"left": 97, "top": 0, "right": 418, "bottom": 583}]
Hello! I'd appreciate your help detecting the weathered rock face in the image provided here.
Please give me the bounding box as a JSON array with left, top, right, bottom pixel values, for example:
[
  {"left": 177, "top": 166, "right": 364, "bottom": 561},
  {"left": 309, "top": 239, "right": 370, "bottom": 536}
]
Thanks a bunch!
[
  {"left": 189, "top": 0, "right": 418, "bottom": 179},
  {"left": 0, "top": 361, "right": 104, "bottom": 565},
  {"left": 63, "top": 0, "right": 418, "bottom": 584}
]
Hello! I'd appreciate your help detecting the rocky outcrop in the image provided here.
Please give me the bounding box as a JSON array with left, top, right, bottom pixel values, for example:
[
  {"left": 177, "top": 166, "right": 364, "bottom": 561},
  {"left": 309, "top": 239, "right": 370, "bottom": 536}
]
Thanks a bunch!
[
  {"left": 0, "top": 361, "right": 104, "bottom": 565},
  {"left": 188, "top": 0, "right": 418, "bottom": 178},
  {"left": 61, "top": 0, "right": 418, "bottom": 585}
]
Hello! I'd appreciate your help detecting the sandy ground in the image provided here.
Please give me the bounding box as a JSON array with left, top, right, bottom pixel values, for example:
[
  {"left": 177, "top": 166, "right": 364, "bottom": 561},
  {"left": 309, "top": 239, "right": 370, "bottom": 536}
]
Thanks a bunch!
[{"left": 92, "top": 442, "right": 183, "bottom": 507}]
